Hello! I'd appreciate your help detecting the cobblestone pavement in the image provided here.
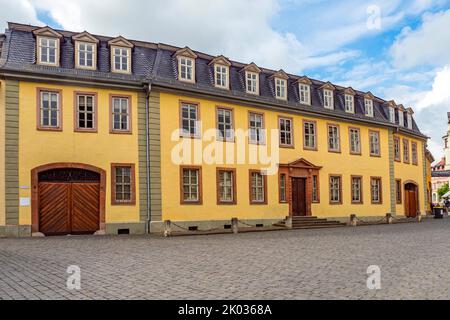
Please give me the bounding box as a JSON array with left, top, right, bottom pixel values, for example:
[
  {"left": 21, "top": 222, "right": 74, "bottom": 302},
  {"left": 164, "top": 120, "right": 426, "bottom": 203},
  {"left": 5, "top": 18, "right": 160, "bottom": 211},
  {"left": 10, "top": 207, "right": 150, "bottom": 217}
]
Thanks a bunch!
[{"left": 1, "top": 219, "right": 450, "bottom": 300}]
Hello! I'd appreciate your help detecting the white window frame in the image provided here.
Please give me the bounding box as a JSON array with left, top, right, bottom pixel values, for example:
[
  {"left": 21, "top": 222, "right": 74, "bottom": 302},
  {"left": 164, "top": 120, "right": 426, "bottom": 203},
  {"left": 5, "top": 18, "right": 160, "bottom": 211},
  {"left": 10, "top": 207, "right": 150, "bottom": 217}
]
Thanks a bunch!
[
  {"left": 407, "top": 113, "right": 413, "bottom": 130},
  {"left": 111, "top": 46, "right": 131, "bottom": 74},
  {"left": 345, "top": 94, "right": 354, "bottom": 113},
  {"left": 389, "top": 107, "right": 396, "bottom": 124},
  {"left": 246, "top": 71, "right": 259, "bottom": 95},
  {"left": 251, "top": 171, "right": 265, "bottom": 203},
  {"left": 370, "top": 131, "right": 381, "bottom": 156},
  {"left": 249, "top": 112, "right": 265, "bottom": 145},
  {"left": 39, "top": 91, "right": 61, "bottom": 129},
  {"left": 398, "top": 110, "right": 405, "bottom": 127},
  {"left": 365, "top": 99, "right": 374, "bottom": 117},
  {"left": 37, "top": 36, "right": 59, "bottom": 66},
  {"left": 111, "top": 97, "right": 131, "bottom": 132},
  {"left": 181, "top": 103, "right": 200, "bottom": 138},
  {"left": 299, "top": 84, "right": 311, "bottom": 105},
  {"left": 275, "top": 78, "right": 287, "bottom": 100},
  {"left": 328, "top": 124, "right": 340, "bottom": 152},
  {"left": 323, "top": 89, "right": 334, "bottom": 109},
  {"left": 76, "top": 41, "right": 96, "bottom": 70},
  {"left": 214, "top": 64, "right": 229, "bottom": 89},
  {"left": 178, "top": 56, "right": 195, "bottom": 83},
  {"left": 279, "top": 117, "right": 293, "bottom": 147}
]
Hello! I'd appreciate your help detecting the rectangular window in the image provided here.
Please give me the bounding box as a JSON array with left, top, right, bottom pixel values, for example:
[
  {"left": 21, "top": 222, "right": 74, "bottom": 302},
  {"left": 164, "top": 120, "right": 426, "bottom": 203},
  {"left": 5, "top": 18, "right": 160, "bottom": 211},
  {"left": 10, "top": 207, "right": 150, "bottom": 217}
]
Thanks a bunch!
[
  {"left": 246, "top": 72, "right": 259, "bottom": 95},
  {"left": 394, "top": 137, "right": 401, "bottom": 162},
  {"left": 111, "top": 96, "right": 131, "bottom": 133},
  {"left": 299, "top": 84, "right": 311, "bottom": 105},
  {"left": 351, "top": 176, "right": 363, "bottom": 204},
  {"left": 38, "top": 90, "right": 61, "bottom": 130},
  {"left": 345, "top": 94, "right": 354, "bottom": 113},
  {"left": 328, "top": 124, "right": 340, "bottom": 152},
  {"left": 77, "top": 42, "right": 95, "bottom": 69},
  {"left": 111, "top": 164, "right": 135, "bottom": 205},
  {"left": 407, "top": 114, "right": 413, "bottom": 130},
  {"left": 38, "top": 37, "right": 58, "bottom": 65},
  {"left": 396, "top": 179, "right": 402, "bottom": 204},
  {"left": 323, "top": 89, "right": 334, "bottom": 109},
  {"left": 75, "top": 93, "right": 96, "bottom": 132},
  {"left": 180, "top": 102, "right": 199, "bottom": 138},
  {"left": 312, "top": 175, "right": 319, "bottom": 203},
  {"left": 275, "top": 78, "right": 287, "bottom": 100},
  {"left": 403, "top": 139, "right": 410, "bottom": 163},
  {"left": 329, "top": 175, "right": 342, "bottom": 204},
  {"left": 215, "top": 65, "right": 229, "bottom": 89},
  {"left": 279, "top": 117, "right": 293, "bottom": 147},
  {"left": 249, "top": 112, "right": 265, "bottom": 144},
  {"left": 389, "top": 107, "right": 396, "bottom": 124},
  {"left": 365, "top": 99, "right": 374, "bottom": 117},
  {"left": 412, "top": 142, "right": 418, "bottom": 165},
  {"left": 216, "top": 107, "right": 233, "bottom": 141},
  {"left": 349, "top": 128, "right": 361, "bottom": 155},
  {"left": 250, "top": 170, "right": 267, "bottom": 204},
  {"left": 303, "top": 120, "right": 317, "bottom": 150},
  {"left": 181, "top": 166, "right": 202, "bottom": 204},
  {"left": 279, "top": 173, "right": 287, "bottom": 203},
  {"left": 371, "top": 177, "right": 382, "bottom": 204},
  {"left": 112, "top": 47, "right": 131, "bottom": 73},
  {"left": 179, "top": 57, "right": 194, "bottom": 82},
  {"left": 217, "top": 169, "right": 236, "bottom": 204},
  {"left": 398, "top": 110, "right": 405, "bottom": 127},
  {"left": 369, "top": 130, "right": 381, "bottom": 156}
]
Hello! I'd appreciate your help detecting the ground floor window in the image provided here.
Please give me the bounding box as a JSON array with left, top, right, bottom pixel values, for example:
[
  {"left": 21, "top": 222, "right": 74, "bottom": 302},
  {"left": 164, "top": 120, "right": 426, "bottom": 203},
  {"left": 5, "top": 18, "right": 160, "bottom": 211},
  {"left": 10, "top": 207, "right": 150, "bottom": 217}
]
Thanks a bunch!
[
  {"left": 279, "top": 173, "right": 287, "bottom": 203},
  {"left": 181, "top": 166, "right": 202, "bottom": 204},
  {"left": 351, "top": 176, "right": 363, "bottom": 204},
  {"left": 312, "top": 175, "right": 319, "bottom": 203},
  {"left": 371, "top": 177, "right": 382, "bottom": 204},
  {"left": 111, "top": 164, "right": 135, "bottom": 205},
  {"left": 396, "top": 179, "right": 402, "bottom": 204},
  {"left": 329, "top": 175, "right": 342, "bottom": 204},
  {"left": 217, "top": 168, "right": 236, "bottom": 204},
  {"left": 250, "top": 170, "right": 267, "bottom": 204}
]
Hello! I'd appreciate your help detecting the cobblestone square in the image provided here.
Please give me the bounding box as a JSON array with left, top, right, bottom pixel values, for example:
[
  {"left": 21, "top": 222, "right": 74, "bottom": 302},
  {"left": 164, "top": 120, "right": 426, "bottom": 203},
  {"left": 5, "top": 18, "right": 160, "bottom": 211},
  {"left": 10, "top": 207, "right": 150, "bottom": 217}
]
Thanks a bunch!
[{"left": 1, "top": 219, "right": 450, "bottom": 300}]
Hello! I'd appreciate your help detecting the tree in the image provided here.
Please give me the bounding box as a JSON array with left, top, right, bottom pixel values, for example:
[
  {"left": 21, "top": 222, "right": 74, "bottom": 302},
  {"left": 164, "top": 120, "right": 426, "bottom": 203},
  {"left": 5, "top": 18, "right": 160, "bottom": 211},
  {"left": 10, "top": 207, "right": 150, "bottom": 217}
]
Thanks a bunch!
[{"left": 438, "top": 183, "right": 449, "bottom": 199}]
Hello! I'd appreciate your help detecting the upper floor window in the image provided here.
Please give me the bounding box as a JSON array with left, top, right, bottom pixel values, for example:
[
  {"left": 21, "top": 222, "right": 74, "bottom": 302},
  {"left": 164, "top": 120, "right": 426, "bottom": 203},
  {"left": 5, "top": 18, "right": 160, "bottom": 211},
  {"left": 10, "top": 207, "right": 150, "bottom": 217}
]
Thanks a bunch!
[
  {"left": 111, "top": 96, "right": 131, "bottom": 133},
  {"left": 37, "top": 37, "right": 59, "bottom": 66},
  {"left": 216, "top": 107, "right": 233, "bottom": 142},
  {"left": 279, "top": 117, "right": 293, "bottom": 147},
  {"left": 299, "top": 84, "right": 311, "bottom": 105},
  {"left": 249, "top": 112, "right": 265, "bottom": 145},
  {"left": 76, "top": 42, "right": 96, "bottom": 70},
  {"left": 349, "top": 127, "right": 361, "bottom": 155},
  {"left": 303, "top": 120, "right": 317, "bottom": 150},
  {"left": 112, "top": 47, "right": 131, "bottom": 73},
  {"left": 403, "top": 139, "right": 410, "bottom": 163},
  {"left": 345, "top": 94, "right": 354, "bottom": 113},
  {"left": 389, "top": 107, "right": 396, "bottom": 124},
  {"left": 412, "top": 142, "right": 418, "bottom": 165},
  {"left": 394, "top": 136, "right": 401, "bottom": 161},
  {"left": 369, "top": 131, "right": 381, "bottom": 157},
  {"left": 179, "top": 57, "right": 194, "bottom": 82},
  {"left": 246, "top": 71, "right": 259, "bottom": 95},
  {"left": 365, "top": 99, "right": 374, "bottom": 117},
  {"left": 75, "top": 93, "right": 97, "bottom": 132},
  {"left": 38, "top": 89, "right": 61, "bottom": 131},
  {"left": 327, "top": 124, "right": 340, "bottom": 153},
  {"left": 215, "top": 64, "right": 229, "bottom": 89},
  {"left": 275, "top": 78, "right": 287, "bottom": 100},
  {"left": 181, "top": 102, "right": 199, "bottom": 138},
  {"left": 323, "top": 89, "right": 334, "bottom": 109}
]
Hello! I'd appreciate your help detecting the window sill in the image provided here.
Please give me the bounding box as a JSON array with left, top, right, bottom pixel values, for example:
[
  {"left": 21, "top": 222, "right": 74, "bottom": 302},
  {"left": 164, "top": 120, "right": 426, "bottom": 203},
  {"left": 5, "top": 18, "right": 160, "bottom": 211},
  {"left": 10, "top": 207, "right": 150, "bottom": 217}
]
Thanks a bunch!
[{"left": 37, "top": 127, "right": 62, "bottom": 132}]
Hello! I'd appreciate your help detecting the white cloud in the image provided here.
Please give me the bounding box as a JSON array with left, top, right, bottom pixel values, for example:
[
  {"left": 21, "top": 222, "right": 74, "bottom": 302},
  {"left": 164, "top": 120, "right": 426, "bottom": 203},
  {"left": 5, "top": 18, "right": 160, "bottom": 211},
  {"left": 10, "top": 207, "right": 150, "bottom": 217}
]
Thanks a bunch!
[
  {"left": 417, "top": 66, "right": 450, "bottom": 110},
  {"left": 0, "top": 0, "right": 40, "bottom": 29}
]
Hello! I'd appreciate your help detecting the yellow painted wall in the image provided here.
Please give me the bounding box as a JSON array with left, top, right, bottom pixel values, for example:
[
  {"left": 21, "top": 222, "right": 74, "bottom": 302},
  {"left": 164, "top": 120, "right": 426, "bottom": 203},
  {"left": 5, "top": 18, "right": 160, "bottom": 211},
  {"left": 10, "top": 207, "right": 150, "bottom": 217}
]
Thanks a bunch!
[
  {"left": 160, "top": 92, "right": 394, "bottom": 221},
  {"left": 0, "top": 80, "right": 5, "bottom": 226},
  {"left": 18, "top": 81, "right": 140, "bottom": 226},
  {"left": 394, "top": 134, "right": 426, "bottom": 215}
]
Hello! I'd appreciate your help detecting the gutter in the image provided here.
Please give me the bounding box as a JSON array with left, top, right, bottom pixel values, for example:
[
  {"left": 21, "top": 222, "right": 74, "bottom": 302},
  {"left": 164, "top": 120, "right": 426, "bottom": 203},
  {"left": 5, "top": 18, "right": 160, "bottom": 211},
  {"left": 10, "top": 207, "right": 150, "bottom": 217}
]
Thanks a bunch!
[{"left": 145, "top": 82, "right": 152, "bottom": 234}]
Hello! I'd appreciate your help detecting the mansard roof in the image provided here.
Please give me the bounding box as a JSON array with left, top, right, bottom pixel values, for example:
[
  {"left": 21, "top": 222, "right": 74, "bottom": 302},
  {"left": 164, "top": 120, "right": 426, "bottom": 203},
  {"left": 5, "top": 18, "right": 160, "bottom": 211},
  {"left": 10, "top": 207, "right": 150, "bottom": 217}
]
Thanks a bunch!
[{"left": 0, "top": 22, "right": 426, "bottom": 139}]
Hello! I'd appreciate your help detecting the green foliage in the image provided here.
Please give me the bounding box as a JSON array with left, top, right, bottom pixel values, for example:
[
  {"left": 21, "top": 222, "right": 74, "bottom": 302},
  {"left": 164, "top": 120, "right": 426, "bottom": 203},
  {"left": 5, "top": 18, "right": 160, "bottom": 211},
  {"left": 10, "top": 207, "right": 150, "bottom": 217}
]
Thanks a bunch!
[{"left": 438, "top": 183, "right": 449, "bottom": 198}]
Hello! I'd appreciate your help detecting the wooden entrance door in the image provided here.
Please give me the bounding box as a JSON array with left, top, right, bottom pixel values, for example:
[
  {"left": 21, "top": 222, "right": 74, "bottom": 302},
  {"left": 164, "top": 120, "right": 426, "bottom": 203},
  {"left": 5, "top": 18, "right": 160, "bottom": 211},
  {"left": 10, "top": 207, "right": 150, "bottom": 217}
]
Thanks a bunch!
[
  {"left": 292, "top": 178, "right": 307, "bottom": 216},
  {"left": 38, "top": 168, "right": 100, "bottom": 236},
  {"left": 405, "top": 184, "right": 418, "bottom": 218}
]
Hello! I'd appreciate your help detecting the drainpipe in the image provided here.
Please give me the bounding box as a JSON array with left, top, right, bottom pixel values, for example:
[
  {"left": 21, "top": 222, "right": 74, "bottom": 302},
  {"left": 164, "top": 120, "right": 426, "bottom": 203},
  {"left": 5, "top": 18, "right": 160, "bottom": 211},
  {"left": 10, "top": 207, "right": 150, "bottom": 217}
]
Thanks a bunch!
[{"left": 145, "top": 82, "right": 152, "bottom": 234}]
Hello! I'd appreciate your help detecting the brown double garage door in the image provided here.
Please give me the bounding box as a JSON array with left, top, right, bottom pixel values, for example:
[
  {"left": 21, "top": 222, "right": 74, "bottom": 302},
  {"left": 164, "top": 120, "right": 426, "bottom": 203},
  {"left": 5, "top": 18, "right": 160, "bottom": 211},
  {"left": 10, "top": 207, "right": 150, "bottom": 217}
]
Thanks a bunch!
[{"left": 38, "top": 168, "right": 100, "bottom": 236}]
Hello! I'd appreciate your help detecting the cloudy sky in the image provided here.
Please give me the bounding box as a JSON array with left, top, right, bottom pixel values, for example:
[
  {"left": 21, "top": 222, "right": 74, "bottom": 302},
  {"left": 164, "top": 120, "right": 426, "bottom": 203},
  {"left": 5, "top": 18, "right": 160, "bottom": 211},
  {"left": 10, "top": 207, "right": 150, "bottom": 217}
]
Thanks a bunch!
[{"left": 1, "top": 0, "right": 450, "bottom": 161}]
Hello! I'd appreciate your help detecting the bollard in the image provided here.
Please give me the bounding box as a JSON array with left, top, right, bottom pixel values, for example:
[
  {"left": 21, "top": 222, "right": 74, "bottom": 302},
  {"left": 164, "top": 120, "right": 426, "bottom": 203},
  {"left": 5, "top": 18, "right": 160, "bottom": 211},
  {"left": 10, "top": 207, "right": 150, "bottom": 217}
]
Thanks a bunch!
[
  {"left": 417, "top": 213, "right": 422, "bottom": 223},
  {"left": 285, "top": 216, "right": 293, "bottom": 229},
  {"left": 164, "top": 220, "right": 172, "bottom": 237},
  {"left": 350, "top": 214, "right": 357, "bottom": 227},
  {"left": 386, "top": 213, "right": 393, "bottom": 224},
  {"left": 231, "top": 218, "right": 239, "bottom": 234}
]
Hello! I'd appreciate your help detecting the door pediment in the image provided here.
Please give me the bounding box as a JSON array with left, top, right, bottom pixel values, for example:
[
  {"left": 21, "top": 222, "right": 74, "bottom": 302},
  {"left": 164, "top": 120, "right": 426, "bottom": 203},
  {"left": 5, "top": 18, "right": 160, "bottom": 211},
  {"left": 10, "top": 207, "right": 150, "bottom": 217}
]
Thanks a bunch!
[{"left": 280, "top": 158, "right": 322, "bottom": 170}]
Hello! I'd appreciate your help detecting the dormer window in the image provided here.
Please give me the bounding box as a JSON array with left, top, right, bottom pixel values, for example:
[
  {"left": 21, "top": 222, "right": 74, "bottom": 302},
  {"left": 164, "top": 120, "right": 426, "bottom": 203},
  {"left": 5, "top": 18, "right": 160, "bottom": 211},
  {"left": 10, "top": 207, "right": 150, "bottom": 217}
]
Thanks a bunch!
[
  {"left": 214, "top": 64, "right": 229, "bottom": 89},
  {"left": 299, "top": 84, "right": 311, "bottom": 105},
  {"left": 73, "top": 32, "right": 99, "bottom": 70},
  {"left": 33, "top": 27, "right": 63, "bottom": 67},
  {"left": 323, "top": 89, "right": 334, "bottom": 109},
  {"left": 364, "top": 93, "right": 375, "bottom": 117},
  {"left": 246, "top": 72, "right": 259, "bottom": 95},
  {"left": 175, "top": 47, "right": 198, "bottom": 84},
  {"left": 275, "top": 78, "right": 287, "bottom": 100},
  {"left": 108, "top": 36, "right": 133, "bottom": 74},
  {"left": 398, "top": 106, "right": 405, "bottom": 127},
  {"left": 387, "top": 102, "right": 396, "bottom": 124},
  {"left": 407, "top": 108, "right": 414, "bottom": 130},
  {"left": 345, "top": 94, "right": 354, "bottom": 113}
]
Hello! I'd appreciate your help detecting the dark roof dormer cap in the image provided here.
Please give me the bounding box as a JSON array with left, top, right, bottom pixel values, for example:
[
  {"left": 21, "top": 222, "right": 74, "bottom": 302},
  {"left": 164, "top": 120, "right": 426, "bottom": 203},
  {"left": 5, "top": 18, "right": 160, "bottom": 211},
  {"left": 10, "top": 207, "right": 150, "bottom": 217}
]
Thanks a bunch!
[
  {"left": 32, "top": 26, "right": 63, "bottom": 39},
  {"left": 319, "top": 81, "right": 336, "bottom": 91},
  {"left": 241, "top": 62, "right": 261, "bottom": 74},
  {"left": 406, "top": 107, "right": 414, "bottom": 115},
  {"left": 209, "top": 55, "right": 231, "bottom": 67},
  {"left": 269, "top": 69, "right": 289, "bottom": 80},
  {"left": 72, "top": 31, "right": 99, "bottom": 44},
  {"left": 397, "top": 104, "right": 406, "bottom": 111},
  {"left": 296, "top": 76, "right": 312, "bottom": 85},
  {"left": 364, "top": 92, "right": 375, "bottom": 100},
  {"left": 386, "top": 100, "right": 397, "bottom": 108},
  {"left": 344, "top": 87, "right": 356, "bottom": 95},
  {"left": 173, "top": 46, "right": 197, "bottom": 59},
  {"left": 108, "top": 36, "right": 134, "bottom": 48}
]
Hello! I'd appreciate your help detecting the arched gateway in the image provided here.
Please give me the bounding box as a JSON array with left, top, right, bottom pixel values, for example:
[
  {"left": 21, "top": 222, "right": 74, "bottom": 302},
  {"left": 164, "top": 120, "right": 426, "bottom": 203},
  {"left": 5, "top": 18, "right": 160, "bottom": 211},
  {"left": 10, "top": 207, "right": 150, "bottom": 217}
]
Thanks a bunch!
[{"left": 31, "top": 163, "right": 106, "bottom": 236}]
